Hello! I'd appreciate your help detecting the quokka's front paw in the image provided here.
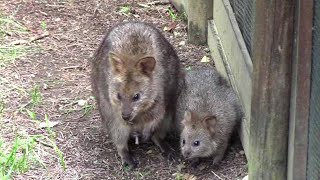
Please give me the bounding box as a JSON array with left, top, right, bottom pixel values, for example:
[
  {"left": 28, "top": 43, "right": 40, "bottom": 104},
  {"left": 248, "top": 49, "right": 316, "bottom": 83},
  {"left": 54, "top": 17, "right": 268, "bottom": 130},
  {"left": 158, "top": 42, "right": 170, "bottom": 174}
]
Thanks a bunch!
[
  {"left": 212, "top": 154, "right": 224, "bottom": 165},
  {"left": 159, "top": 142, "right": 175, "bottom": 161},
  {"left": 190, "top": 158, "right": 200, "bottom": 168}
]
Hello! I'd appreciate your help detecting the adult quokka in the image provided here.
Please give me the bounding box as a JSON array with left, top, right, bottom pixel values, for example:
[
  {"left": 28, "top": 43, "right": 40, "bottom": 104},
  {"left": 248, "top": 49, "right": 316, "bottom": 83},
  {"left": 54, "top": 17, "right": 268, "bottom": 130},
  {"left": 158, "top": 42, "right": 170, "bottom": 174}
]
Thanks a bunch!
[{"left": 91, "top": 22, "right": 181, "bottom": 168}]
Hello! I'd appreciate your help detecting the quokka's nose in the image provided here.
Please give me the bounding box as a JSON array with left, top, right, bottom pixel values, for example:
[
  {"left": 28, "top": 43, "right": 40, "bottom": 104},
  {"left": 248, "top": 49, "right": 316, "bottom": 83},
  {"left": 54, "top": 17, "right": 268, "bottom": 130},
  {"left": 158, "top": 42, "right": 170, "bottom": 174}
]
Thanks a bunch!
[
  {"left": 121, "top": 113, "right": 131, "bottom": 121},
  {"left": 183, "top": 151, "right": 191, "bottom": 158}
]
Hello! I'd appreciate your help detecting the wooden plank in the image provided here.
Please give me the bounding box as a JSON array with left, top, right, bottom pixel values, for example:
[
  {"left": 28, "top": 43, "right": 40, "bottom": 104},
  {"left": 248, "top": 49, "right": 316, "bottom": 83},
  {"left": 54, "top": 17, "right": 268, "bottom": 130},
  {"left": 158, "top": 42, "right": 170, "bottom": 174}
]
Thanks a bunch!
[
  {"left": 208, "top": 0, "right": 253, "bottom": 158},
  {"left": 249, "top": 0, "right": 295, "bottom": 179},
  {"left": 207, "top": 21, "right": 250, "bottom": 159},
  {"left": 211, "top": 0, "right": 252, "bottom": 124},
  {"left": 288, "top": 0, "right": 313, "bottom": 179},
  {"left": 188, "top": 0, "right": 213, "bottom": 45}
]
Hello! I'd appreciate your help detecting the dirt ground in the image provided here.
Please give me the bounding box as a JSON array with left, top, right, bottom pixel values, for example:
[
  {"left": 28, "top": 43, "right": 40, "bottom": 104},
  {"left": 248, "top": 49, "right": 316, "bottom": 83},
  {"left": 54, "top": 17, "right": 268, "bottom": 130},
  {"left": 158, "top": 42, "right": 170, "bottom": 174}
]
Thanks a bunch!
[{"left": 0, "top": 0, "right": 247, "bottom": 179}]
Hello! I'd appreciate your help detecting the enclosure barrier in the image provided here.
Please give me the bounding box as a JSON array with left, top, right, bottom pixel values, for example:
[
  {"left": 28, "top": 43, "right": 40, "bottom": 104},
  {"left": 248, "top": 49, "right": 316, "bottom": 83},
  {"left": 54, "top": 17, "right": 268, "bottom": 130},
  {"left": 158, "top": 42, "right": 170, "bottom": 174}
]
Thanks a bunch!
[{"left": 171, "top": 0, "right": 320, "bottom": 179}]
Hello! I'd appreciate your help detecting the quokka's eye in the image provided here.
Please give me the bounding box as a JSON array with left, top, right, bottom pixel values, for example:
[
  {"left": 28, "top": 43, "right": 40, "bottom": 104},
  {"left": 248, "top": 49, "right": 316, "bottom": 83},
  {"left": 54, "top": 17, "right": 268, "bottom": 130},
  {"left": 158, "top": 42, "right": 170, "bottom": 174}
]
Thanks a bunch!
[
  {"left": 193, "top": 141, "right": 200, "bottom": 147},
  {"left": 117, "top": 93, "right": 122, "bottom": 100},
  {"left": 132, "top": 93, "right": 140, "bottom": 101},
  {"left": 182, "top": 139, "right": 186, "bottom": 145}
]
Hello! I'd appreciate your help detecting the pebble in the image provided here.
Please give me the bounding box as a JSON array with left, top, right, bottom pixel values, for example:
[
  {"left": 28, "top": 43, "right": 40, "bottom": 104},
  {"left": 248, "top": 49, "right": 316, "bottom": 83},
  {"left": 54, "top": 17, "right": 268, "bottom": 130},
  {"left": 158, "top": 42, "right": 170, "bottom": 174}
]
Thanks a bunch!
[{"left": 179, "top": 41, "right": 186, "bottom": 46}]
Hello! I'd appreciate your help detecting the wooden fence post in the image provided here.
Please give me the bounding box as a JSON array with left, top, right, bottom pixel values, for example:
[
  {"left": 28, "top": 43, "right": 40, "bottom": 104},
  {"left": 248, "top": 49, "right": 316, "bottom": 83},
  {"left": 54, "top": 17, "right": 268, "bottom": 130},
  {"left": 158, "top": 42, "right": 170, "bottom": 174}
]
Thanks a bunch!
[
  {"left": 188, "top": 0, "right": 213, "bottom": 45},
  {"left": 249, "top": 0, "right": 295, "bottom": 179}
]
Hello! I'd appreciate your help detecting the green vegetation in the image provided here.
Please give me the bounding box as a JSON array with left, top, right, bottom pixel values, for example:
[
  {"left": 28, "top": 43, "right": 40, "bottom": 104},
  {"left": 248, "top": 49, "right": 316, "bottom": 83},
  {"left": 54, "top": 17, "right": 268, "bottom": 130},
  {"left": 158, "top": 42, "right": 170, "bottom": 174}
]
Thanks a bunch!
[
  {"left": 0, "top": 16, "right": 28, "bottom": 37},
  {"left": 40, "top": 21, "right": 47, "bottom": 30},
  {"left": 0, "top": 45, "right": 27, "bottom": 67},
  {"left": 0, "top": 135, "right": 42, "bottom": 180},
  {"left": 0, "top": 15, "right": 29, "bottom": 68},
  {"left": 0, "top": 68, "right": 65, "bottom": 179},
  {"left": 167, "top": 7, "right": 187, "bottom": 22},
  {"left": 119, "top": 6, "right": 131, "bottom": 14},
  {"left": 30, "top": 85, "right": 42, "bottom": 106}
]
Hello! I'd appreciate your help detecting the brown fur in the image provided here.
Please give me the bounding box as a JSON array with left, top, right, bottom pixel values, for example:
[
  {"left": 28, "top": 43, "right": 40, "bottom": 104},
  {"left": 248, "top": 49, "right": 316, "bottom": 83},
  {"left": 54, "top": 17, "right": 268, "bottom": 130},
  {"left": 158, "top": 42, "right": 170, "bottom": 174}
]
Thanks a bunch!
[
  {"left": 176, "top": 67, "right": 243, "bottom": 166},
  {"left": 91, "top": 22, "right": 181, "bottom": 168}
]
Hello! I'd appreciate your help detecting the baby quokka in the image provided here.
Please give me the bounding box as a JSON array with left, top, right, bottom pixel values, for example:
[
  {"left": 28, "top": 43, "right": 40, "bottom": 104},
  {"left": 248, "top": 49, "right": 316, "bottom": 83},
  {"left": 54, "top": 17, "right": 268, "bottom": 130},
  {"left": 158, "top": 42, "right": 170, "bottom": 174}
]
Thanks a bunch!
[{"left": 176, "top": 67, "right": 243, "bottom": 166}]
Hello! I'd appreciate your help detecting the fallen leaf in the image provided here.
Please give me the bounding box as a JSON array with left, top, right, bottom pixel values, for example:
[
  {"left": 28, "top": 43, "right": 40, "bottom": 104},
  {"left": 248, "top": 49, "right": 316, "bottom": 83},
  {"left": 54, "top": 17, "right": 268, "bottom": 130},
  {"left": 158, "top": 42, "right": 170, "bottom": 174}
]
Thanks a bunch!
[
  {"left": 242, "top": 175, "right": 248, "bottom": 180},
  {"left": 78, "top": 99, "right": 87, "bottom": 106},
  {"left": 163, "top": 22, "right": 177, "bottom": 33},
  {"left": 10, "top": 40, "right": 28, "bottom": 45},
  {"left": 183, "top": 173, "right": 197, "bottom": 180},
  {"left": 38, "top": 121, "right": 59, "bottom": 129},
  {"left": 200, "top": 56, "right": 210, "bottom": 63},
  {"left": 179, "top": 41, "right": 186, "bottom": 46},
  {"left": 137, "top": 3, "right": 150, "bottom": 8}
]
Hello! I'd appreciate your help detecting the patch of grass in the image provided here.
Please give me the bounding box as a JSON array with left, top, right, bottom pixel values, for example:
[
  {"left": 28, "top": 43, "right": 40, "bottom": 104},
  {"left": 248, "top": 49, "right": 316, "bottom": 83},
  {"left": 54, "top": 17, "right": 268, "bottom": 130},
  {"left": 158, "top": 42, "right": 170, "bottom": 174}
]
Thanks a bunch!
[
  {"left": 0, "top": 45, "right": 27, "bottom": 68},
  {"left": 81, "top": 96, "right": 95, "bottom": 117},
  {"left": 0, "top": 16, "right": 28, "bottom": 38},
  {"left": 0, "top": 135, "right": 42, "bottom": 179},
  {"left": 0, "top": 111, "right": 66, "bottom": 179},
  {"left": 83, "top": 103, "right": 94, "bottom": 117},
  {"left": 30, "top": 85, "right": 42, "bottom": 106},
  {"left": 0, "top": 15, "right": 31, "bottom": 68},
  {"left": 167, "top": 7, "right": 177, "bottom": 21},
  {"left": 167, "top": 8, "right": 187, "bottom": 22},
  {"left": 59, "top": 97, "right": 95, "bottom": 116},
  {"left": 43, "top": 114, "right": 66, "bottom": 170}
]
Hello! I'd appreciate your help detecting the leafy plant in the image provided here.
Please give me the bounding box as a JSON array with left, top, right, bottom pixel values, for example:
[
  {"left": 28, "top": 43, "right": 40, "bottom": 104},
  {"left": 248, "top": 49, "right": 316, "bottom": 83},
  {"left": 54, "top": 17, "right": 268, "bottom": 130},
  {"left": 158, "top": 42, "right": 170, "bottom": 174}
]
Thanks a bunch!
[
  {"left": 40, "top": 21, "right": 47, "bottom": 30},
  {"left": 119, "top": 6, "right": 131, "bottom": 14}
]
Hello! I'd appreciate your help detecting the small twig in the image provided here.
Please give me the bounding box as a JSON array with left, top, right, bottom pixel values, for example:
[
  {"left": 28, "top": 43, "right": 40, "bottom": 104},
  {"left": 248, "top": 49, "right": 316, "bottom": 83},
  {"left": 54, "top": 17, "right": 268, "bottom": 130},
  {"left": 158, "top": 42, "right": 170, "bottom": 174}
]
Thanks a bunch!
[
  {"left": 30, "top": 32, "right": 50, "bottom": 42},
  {"left": 10, "top": 32, "right": 50, "bottom": 45},
  {"left": 211, "top": 171, "right": 223, "bottom": 180},
  {"left": 38, "top": 10, "right": 48, "bottom": 16},
  {"left": 45, "top": 4, "right": 67, "bottom": 8},
  {"left": 62, "top": 65, "right": 83, "bottom": 70},
  {"left": 147, "top": 1, "right": 170, "bottom": 5},
  {"left": 17, "top": 100, "right": 32, "bottom": 112},
  {"left": 35, "top": 139, "right": 54, "bottom": 148}
]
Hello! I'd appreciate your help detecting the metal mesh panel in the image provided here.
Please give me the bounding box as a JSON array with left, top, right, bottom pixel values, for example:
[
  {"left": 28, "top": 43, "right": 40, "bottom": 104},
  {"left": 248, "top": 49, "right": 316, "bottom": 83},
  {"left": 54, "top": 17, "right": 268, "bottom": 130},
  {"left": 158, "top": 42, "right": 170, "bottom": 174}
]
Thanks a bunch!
[
  {"left": 229, "top": 0, "right": 255, "bottom": 56},
  {"left": 307, "top": 0, "right": 320, "bottom": 179}
]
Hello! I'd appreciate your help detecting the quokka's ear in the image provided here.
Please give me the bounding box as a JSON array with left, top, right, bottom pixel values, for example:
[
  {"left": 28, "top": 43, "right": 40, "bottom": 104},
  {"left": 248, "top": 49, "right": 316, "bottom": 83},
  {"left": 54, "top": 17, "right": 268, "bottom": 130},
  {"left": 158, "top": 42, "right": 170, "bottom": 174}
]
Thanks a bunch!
[
  {"left": 109, "top": 53, "right": 123, "bottom": 73},
  {"left": 182, "top": 110, "right": 192, "bottom": 126},
  {"left": 203, "top": 115, "right": 217, "bottom": 136},
  {"left": 136, "top": 57, "right": 156, "bottom": 76}
]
